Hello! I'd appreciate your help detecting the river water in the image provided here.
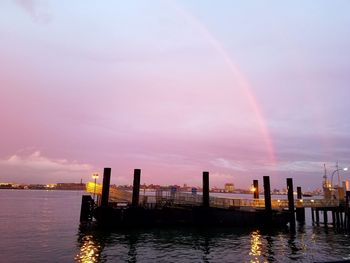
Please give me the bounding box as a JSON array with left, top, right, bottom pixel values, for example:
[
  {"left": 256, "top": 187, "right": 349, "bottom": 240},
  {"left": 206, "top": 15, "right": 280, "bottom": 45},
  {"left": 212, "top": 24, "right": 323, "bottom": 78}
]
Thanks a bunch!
[{"left": 0, "top": 190, "right": 349, "bottom": 262}]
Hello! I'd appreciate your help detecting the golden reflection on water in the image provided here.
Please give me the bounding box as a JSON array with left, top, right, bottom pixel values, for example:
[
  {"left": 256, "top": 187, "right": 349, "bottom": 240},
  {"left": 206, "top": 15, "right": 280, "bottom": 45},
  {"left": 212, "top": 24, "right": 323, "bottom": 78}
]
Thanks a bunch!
[
  {"left": 75, "top": 235, "right": 101, "bottom": 263},
  {"left": 249, "top": 230, "right": 267, "bottom": 263}
]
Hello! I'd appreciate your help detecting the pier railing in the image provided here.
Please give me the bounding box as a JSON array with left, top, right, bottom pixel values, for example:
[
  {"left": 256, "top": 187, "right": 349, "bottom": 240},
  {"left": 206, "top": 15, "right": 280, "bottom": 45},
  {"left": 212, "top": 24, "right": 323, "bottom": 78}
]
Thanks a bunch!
[
  {"left": 85, "top": 182, "right": 340, "bottom": 209},
  {"left": 86, "top": 182, "right": 132, "bottom": 203}
]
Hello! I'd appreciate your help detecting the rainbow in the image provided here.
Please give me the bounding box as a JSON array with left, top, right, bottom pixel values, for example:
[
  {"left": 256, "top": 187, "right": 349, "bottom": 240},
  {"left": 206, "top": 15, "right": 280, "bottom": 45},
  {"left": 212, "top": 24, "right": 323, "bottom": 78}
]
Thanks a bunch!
[{"left": 171, "top": 2, "right": 276, "bottom": 164}]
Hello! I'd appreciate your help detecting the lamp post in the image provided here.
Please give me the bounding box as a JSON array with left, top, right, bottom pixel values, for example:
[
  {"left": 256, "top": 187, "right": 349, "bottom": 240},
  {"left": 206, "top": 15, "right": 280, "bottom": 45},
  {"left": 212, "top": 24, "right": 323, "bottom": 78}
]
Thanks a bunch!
[
  {"left": 331, "top": 167, "right": 348, "bottom": 188},
  {"left": 92, "top": 173, "right": 99, "bottom": 202}
]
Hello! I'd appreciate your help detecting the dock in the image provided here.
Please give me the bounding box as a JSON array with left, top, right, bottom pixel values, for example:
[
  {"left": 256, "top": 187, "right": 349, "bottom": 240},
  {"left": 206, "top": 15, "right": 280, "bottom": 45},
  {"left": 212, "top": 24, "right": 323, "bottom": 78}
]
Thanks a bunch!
[{"left": 80, "top": 168, "right": 350, "bottom": 230}]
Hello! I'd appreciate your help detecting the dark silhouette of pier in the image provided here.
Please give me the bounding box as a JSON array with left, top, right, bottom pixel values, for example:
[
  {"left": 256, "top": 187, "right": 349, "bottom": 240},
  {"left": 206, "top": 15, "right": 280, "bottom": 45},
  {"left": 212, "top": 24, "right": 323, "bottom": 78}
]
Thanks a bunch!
[{"left": 80, "top": 168, "right": 350, "bottom": 231}]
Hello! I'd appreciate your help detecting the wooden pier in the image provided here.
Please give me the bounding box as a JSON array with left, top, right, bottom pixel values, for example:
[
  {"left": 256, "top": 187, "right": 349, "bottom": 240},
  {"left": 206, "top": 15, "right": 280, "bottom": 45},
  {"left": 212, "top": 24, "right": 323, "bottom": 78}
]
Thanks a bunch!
[
  {"left": 80, "top": 168, "right": 350, "bottom": 230},
  {"left": 310, "top": 191, "right": 350, "bottom": 229},
  {"left": 85, "top": 182, "right": 341, "bottom": 210}
]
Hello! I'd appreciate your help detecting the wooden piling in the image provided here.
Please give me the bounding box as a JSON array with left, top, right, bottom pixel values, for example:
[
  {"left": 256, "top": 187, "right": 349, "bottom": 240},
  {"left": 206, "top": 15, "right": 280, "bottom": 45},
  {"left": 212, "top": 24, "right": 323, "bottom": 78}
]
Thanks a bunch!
[
  {"left": 316, "top": 208, "right": 320, "bottom": 225},
  {"left": 340, "top": 211, "right": 344, "bottom": 228},
  {"left": 203, "top": 171, "right": 209, "bottom": 207},
  {"left": 336, "top": 211, "right": 340, "bottom": 228},
  {"left": 253, "top": 180, "right": 259, "bottom": 199},
  {"left": 101, "top": 168, "right": 111, "bottom": 208},
  {"left": 80, "top": 195, "right": 93, "bottom": 222},
  {"left": 296, "top": 208, "right": 305, "bottom": 223},
  {"left": 346, "top": 191, "right": 350, "bottom": 230},
  {"left": 263, "top": 176, "right": 271, "bottom": 212},
  {"left": 323, "top": 210, "right": 328, "bottom": 226},
  {"left": 311, "top": 208, "right": 315, "bottom": 223},
  {"left": 297, "top": 187, "right": 302, "bottom": 199},
  {"left": 295, "top": 186, "right": 305, "bottom": 223},
  {"left": 287, "top": 178, "right": 296, "bottom": 227},
  {"left": 332, "top": 210, "right": 336, "bottom": 227},
  {"left": 132, "top": 169, "right": 141, "bottom": 207}
]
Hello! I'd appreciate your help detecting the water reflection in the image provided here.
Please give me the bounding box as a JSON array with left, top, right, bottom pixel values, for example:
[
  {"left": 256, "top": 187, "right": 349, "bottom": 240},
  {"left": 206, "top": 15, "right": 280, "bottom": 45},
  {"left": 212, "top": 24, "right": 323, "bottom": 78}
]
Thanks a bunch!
[
  {"left": 75, "top": 224, "right": 350, "bottom": 262},
  {"left": 126, "top": 232, "right": 138, "bottom": 263},
  {"left": 200, "top": 234, "right": 211, "bottom": 263},
  {"left": 264, "top": 235, "right": 275, "bottom": 262},
  {"left": 249, "top": 230, "right": 262, "bottom": 262},
  {"left": 248, "top": 230, "right": 275, "bottom": 263},
  {"left": 75, "top": 231, "right": 102, "bottom": 263}
]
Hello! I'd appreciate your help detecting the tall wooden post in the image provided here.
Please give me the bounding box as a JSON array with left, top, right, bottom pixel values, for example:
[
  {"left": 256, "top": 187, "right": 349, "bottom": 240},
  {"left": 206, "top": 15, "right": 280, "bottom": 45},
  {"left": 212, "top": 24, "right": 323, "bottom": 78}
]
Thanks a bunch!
[
  {"left": 332, "top": 210, "right": 336, "bottom": 227},
  {"left": 253, "top": 180, "right": 259, "bottom": 199},
  {"left": 346, "top": 191, "right": 350, "bottom": 230},
  {"left": 287, "top": 178, "right": 295, "bottom": 229},
  {"left": 336, "top": 211, "right": 340, "bottom": 228},
  {"left": 297, "top": 187, "right": 302, "bottom": 199},
  {"left": 203, "top": 171, "right": 209, "bottom": 207},
  {"left": 263, "top": 176, "right": 271, "bottom": 211},
  {"left": 132, "top": 169, "right": 141, "bottom": 207},
  {"left": 101, "top": 167, "right": 111, "bottom": 208},
  {"left": 80, "top": 195, "right": 93, "bottom": 222},
  {"left": 296, "top": 186, "right": 305, "bottom": 223},
  {"left": 323, "top": 210, "right": 328, "bottom": 226},
  {"left": 340, "top": 211, "right": 344, "bottom": 228}
]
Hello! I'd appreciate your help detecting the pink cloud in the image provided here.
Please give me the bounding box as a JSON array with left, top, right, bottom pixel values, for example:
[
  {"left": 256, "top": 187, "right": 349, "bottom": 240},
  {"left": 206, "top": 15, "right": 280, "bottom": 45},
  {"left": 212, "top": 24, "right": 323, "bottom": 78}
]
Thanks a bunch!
[
  {"left": 0, "top": 151, "right": 93, "bottom": 183},
  {"left": 14, "top": 0, "right": 51, "bottom": 24}
]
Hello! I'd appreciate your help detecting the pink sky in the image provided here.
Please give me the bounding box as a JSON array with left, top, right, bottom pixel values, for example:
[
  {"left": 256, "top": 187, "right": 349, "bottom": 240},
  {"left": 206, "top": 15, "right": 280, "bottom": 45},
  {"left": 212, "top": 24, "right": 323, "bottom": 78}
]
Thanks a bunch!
[{"left": 1, "top": 1, "right": 350, "bottom": 189}]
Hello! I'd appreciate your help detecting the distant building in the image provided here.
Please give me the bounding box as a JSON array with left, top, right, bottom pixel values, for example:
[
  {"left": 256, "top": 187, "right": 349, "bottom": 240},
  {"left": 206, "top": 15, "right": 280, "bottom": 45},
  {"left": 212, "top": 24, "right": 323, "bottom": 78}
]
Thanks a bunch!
[
  {"left": 0, "top": 183, "right": 13, "bottom": 189},
  {"left": 55, "top": 183, "right": 85, "bottom": 190},
  {"left": 224, "top": 183, "right": 235, "bottom": 193}
]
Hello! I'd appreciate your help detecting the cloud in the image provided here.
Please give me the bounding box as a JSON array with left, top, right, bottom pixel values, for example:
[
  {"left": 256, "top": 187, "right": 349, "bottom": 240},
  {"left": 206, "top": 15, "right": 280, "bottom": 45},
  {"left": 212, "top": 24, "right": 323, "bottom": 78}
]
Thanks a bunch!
[
  {"left": 271, "top": 161, "right": 328, "bottom": 173},
  {"left": 0, "top": 151, "right": 93, "bottom": 183},
  {"left": 3, "top": 151, "right": 91, "bottom": 171},
  {"left": 211, "top": 158, "right": 247, "bottom": 172},
  {"left": 14, "top": 0, "right": 51, "bottom": 24},
  {"left": 270, "top": 161, "right": 348, "bottom": 175},
  {"left": 210, "top": 157, "right": 340, "bottom": 176}
]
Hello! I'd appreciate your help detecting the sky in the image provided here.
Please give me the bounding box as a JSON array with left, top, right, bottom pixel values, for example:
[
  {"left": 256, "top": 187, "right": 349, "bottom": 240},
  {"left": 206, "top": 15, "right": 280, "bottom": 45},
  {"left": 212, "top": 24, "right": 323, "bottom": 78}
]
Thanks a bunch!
[{"left": 1, "top": 0, "right": 350, "bottom": 189}]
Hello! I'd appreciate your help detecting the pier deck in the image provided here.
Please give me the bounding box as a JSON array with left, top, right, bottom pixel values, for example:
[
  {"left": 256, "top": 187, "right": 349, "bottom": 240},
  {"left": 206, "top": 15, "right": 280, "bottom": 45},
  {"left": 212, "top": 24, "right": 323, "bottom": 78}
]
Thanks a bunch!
[
  {"left": 80, "top": 169, "right": 350, "bottom": 230},
  {"left": 85, "top": 182, "right": 340, "bottom": 210}
]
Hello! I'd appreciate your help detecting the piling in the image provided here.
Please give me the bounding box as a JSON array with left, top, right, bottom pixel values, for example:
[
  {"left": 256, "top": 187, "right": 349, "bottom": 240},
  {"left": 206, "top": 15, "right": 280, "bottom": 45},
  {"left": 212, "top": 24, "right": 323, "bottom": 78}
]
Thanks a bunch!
[
  {"left": 323, "top": 210, "right": 328, "bottom": 226},
  {"left": 80, "top": 195, "right": 93, "bottom": 222},
  {"left": 287, "top": 178, "right": 295, "bottom": 229},
  {"left": 311, "top": 208, "right": 315, "bottom": 223},
  {"left": 132, "top": 169, "right": 141, "bottom": 207},
  {"left": 336, "top": 211, "right": 340, "bottom": 228},
  {"left": 203, "top": 171, "right": 209, "bottom": 207},
  {"left": 340, "top": 211, "right": 344, "bottom": 228},
  {"left": 297, "top": 187, "right": 302, "bottom": 199},
  {"left": 296, "top": 186, "right": 305, "bottom": 223},
  {"left": 296, "top": 208, "right": 305, "bottom": 223},
  {"left": 263, "top": 176, "right": 271, "bottom": 211},
  {"left": 346, "top": 191, "right": 350, "bottom": 230},
  {"left": 253, "top": 180, "right": 259, "bottom": 199},
  {"left": 101, "top": 168, "right": 111, "bottom": 208},
  {"left": 316, "top": 208, "right": 320, "bottom": 225}
]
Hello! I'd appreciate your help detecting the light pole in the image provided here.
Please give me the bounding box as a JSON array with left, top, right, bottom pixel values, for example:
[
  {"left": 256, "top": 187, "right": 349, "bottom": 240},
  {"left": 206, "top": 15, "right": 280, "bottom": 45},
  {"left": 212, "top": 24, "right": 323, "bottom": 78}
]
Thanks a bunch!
[
  {"left": 92, "top": 173, "right": 99, "bottom": 202},
  {"left": 331, "top": 167, "right": 348, "bottom": 188}
]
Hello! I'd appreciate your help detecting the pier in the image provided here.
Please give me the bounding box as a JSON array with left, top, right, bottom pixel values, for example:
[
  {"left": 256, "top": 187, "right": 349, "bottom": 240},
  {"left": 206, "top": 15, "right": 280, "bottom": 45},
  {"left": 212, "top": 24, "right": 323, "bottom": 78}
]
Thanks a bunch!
[{"left": 80, "top": 168, "right": 350, "bottom": 230}]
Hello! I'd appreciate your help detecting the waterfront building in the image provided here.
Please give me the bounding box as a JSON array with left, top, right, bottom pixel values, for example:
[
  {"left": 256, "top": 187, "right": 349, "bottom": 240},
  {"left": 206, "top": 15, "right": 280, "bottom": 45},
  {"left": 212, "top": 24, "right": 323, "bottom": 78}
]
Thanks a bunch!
[{"left": 224, "top": 183, "right": 235, "bottom": 193}]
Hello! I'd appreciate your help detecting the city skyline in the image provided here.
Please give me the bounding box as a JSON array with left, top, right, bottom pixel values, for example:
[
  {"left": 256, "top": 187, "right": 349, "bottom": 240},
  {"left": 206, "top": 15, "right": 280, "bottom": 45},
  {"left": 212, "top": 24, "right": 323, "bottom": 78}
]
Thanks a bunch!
[{"left": 1, "top": 1, "right": 350, "bottom": 188}]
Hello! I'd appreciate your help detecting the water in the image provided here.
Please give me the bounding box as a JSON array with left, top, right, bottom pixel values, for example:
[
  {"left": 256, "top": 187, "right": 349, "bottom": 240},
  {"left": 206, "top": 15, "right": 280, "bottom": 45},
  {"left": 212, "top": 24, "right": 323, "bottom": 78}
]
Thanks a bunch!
[{"left": 1, "top": 190, "right": 350, "bottom": 262}]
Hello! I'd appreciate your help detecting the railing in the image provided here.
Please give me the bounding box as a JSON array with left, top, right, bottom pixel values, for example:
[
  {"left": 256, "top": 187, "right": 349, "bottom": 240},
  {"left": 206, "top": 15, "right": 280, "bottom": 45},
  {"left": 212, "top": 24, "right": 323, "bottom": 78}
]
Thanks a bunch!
[
  {"left": 85, "top": 182, "right": 340, "bottom": 209},
  {"left": 86, "top": 182, "right": 132, "bottom": 203}
]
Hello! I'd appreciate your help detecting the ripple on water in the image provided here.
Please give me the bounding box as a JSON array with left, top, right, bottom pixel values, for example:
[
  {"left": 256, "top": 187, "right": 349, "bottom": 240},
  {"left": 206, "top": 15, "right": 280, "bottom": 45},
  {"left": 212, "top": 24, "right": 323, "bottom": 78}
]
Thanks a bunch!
[
  {"left": 2, "top": 190, "right": 350, "bottom": 263},
  {"left": 74, "top": 226, "right": 350, "bottom": 263}
]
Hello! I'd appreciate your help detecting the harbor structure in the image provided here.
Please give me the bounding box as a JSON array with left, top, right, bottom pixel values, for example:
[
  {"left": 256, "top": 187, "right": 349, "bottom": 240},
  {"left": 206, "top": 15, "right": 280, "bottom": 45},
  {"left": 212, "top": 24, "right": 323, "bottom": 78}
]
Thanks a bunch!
[
  {"left": 80, "top": 167, "right": 350, "bottom": 231},
  {"left": 80, "top": 168, "right": 290, "bottom": 228}
]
